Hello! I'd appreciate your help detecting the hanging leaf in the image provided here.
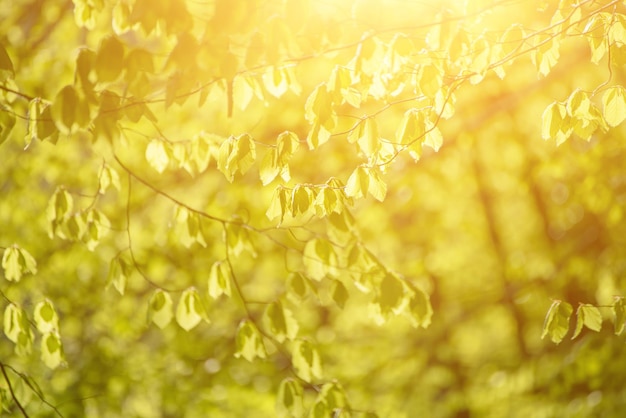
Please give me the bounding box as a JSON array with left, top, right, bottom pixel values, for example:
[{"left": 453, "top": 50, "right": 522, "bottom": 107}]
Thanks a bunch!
[
  {"left": 176, "top": 288, "right": 208, "bottom": 331},
  {"left": 235, "top": 319, "right": 267, "bottom": 362},
  {"left": 572, "top": 304, "right": 602, "bottom": 339},
  {"left": 208, "top": 261, "right": 232, "bottom": 299},
  {"left": 146, "top": 139, "right": 170, "bottom": 173},
  {"left": 0, "top": 104, "right": 16, "bottom": 145},
  {"left": 262, "top": 301, "right": 299, "bottom": 343},
  {"left": 0, "top": 43, "right": 14, "bottom": 81},
  {"left": 148, "top": 289, "right": 174, "bottom": 329},
  {"left": 276, "top": 378, "right": 304, "bottom": 418},
  {"left": 2, "top": 245, "right": 37, "bottom": 282},
  {"left": 41, "top": 332, "right": 64, "bottom": 369},
  {"left": 602, "top": 86, "right": 626, "bottom": 127},
  {"left": 34, "top": 300, "right": 59, "bottom": 334},
  {"left": 292, "top": 339, "right": 322, "bottom": 382},
  {"left": 331, "top": 280, "right": 349, "bottom": 309},
  {"left": 541, "top": 300, "right": 573, "bottom": 344},
  {"left": 95, "top": 36, "right": 125, "bottom": 83}
]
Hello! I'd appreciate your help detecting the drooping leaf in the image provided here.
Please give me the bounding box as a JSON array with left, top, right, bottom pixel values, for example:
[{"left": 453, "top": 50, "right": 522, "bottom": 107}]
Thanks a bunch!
[
  {"left": 95, "top": 36, "right": 125, "bottom": 83},
  {"left": 292, "top": 339, "right": 322, "bottom": 382},
  {"left": 176, "top": 287, "right": 207, "bottom": 331},
  {"left": 572, "top": 304, "right": 602, "bottom": 339},
  {"left": 235, "top": 319, "right": 267, "bottom": 362},
  {"left": 262, "top": 301, "right": 299, "bottom": 343},
  {"left": 146, "top": 139, "right": 170, "bottom": 173},
  {"left": 148, "top": 289, "right": 174, "bottom": 329},
  {"left": 541, "top": 300, "right": 573, "bottom": 344},
  {"left": 34, "top": 300, "right": 59, "bottom": 334},
  {"left": 208, "top": 261, "right": 232, "bottom": 299},
  {"left": 41, "top": 332, "right": 64, "bottom": 369},
  {"left": 2, "top": 245, "right": 37, "bottom": 282},
  {"left": 602, "top": 86, "right": 626, "bottom": 127},
  {"left": 276, "top": 378, "right": 304, "bottom": 418},
  {"left": 0, "top": 43, "right": 14, "bottom": 81}
]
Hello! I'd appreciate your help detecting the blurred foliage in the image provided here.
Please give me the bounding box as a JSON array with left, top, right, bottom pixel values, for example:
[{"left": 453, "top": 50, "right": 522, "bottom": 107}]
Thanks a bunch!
[{"left": 2, "top": 0, "right": 626, "bottom": 416}]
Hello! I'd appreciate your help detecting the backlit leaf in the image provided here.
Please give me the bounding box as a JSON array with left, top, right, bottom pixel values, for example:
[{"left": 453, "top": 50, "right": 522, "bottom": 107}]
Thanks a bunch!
[
  {"left": 541, "top": 300, "right": 572, "bottom": 344},
  {"left": 176, "top": 288, "right": 207, "bottom": 331},
  {"left": 292, "top": 339, "right": 322, "bottom": 382},
  {"left": 572, "top": 304, "right": 602, "bottom": 339},
  {"left": 0, "top": 43, "right": 14, "bottom": 80},
  {"left": 208, "top": 261, "right": 232, "bottom": 299},
  {"left": 149, "top": 290, "right": 173, "bottom": 329},
  {"left": 34, "top": 300, "right": 59, "bottom": 334},
  {"left": 276, "top": 378, "right": 304, "bottom": 418},
  {"left": 602, "top": 86, "right": 626, "bottom": 127},
  {"left": 262, "top": 301, "right": 299, "bottom": 343},
  {"left": 146, "top": 139, "right": 170, "bottom": 173},
  {"left": 41, "top": 332, "right": 64, "bottom": 369},
  {"left": 235, "top": 319, "right": 267, "bottom": 362}
]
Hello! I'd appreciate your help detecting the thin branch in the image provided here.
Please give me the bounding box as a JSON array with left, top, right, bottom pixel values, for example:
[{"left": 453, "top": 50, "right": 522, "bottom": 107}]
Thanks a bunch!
[{"left": 0, "top": 362, "right": 29, "bottom": 417}]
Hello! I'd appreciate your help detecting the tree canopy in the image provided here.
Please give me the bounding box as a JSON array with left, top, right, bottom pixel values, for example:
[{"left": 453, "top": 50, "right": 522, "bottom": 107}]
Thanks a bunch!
[{"left": 2, "top": 0, "right": 626, "bottom": 416}]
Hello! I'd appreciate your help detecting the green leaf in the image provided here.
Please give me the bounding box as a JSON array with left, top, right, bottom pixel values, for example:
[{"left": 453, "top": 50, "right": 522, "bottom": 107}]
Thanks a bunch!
[
  {"left": 266, "top": 186, "right": 290, "bottom": 224},
  {"left": 303, "top": 238, "right": 336, "bottom": 281},
  {"left": 146, "top": 139, "right": 170, "bottom": 174},
  {"left": 541, "top": 101, "right": 572, "bottom": 145},
  {"left": 0, "top": 104, "right": 16, "bottom": 145},
  {"left": 541, "top": 300, "right": 573, "bottom": 344},
  {"left": 3, "top": 303, "right": 23, "bottom": 343},
  {"left": 613, "top": 296, "right": 625, "bottom": 335},
  {"left": 217, "top": 134, "right": 257, "bottom": 181},
  {"left": 331, "top": 281, "right": 349, "bottom": 309},
  {"left": 292, "top": 339, "right": 322, "bottom": 382},
  {"left": 262, "top": 301, "right": 299, "bottom": 343},
  {"left": 95, "top": 36, "right": 125, "bottom": 83},
  {"left": 348, "top": 117, "right": 380, "bottom": 157},
  {"left": 287, "top": 273, "right": 314, "bottom": 302},
  {"left": 408, "top": 286, "right": 433, "bottom": 328},
  {"left": 41, "top": 332, "right": 64, "bottom": 369},
  {"left": 176, "top": 288, "right": 207, "bottom": 331},
  {"left": 366, "top": 167, "right": 387, "bottom": 202},
  {"left": 34, "top": 300, "right": 59, "bottom": 334},
  {"left": 572, "top": 304, "right": 602, "bottom": 339},
  {"left": 0, "top": 43, "right": 14, "bottom": 81},
  {"left": 276, "top": 378, "right": 304, "bottom": 418},
  {"left": 208, "top": 261, "right": 232, "bottom": 299},
  {"left": 2, "top": 245, "right": 37, "bottom": 282},
  {"left": 317, "top": 382, "right": 349, "bottom": 413},
  {"left": 148, "top": 289, "right": 173, "bottom": 329},
  {"left": 602, "top": 86, "right": 626, "bottom": 127},
  {"left": 235, "top": 319, "right": 267, "bottom": 362},
  {"left": 107, "top": 255, "right": 131, "bottom": 296},
  {"left": 99, "top": 164, "right": 121, "bottom": 194},
  {"left": 345, "top": 166, "right": 368, "bottom": 199},
  {"left": 50, "top": 85, "right": 90, "bottom": 134}
]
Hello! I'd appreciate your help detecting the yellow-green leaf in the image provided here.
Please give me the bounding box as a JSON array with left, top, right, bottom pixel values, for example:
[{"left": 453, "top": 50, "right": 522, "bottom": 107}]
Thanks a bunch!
[
  {"left": 95, "top": 36, "right": 125, "bottom": 83},
  {"left": 208, "top": 261, "right": 232, "bottom": 299},
  {"left": 149, "top": 289, "right": 173, "bottom": 329},
  {"left": 292, "top": 339, "right": 322, "bottom": 383},
  {"left": 41, "top": 332, "right": 64, "bottom": 369},
  {"left": 235, "top": 319, "right": 267, "bottom": 362},
  {"left": 541, "top": 300, "right": 572, "bottom": 344},
  {"left": 572, "top": 304, "right": 602, "bottom": 339},
  {"left": 262, "top": 301, "right": 299, "bottom": 343},
  {"left": 176, "top": 287, "right": 207, "bottom": 331},
  {"left": 34, "top": 300, "right": 59, "bottom": 334},
  {"left": 276, "top": 378, "right": 304, "bottom": 418},
  {"left": 146, "top": 139, "right": 170, "bottom": 174},
  {"left": 602, "top": 86, "right": 626, "bottom": 127}
]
